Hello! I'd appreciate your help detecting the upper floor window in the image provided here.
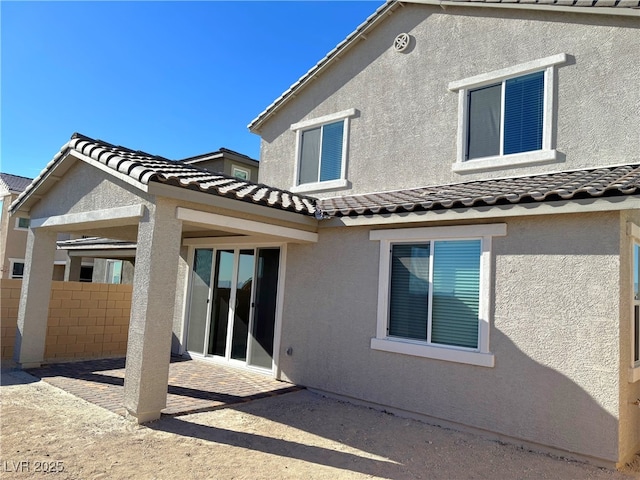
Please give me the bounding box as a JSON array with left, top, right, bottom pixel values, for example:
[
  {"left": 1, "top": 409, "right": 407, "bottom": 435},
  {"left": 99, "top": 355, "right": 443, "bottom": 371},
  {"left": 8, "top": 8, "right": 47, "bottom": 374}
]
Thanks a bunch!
[
  {"left": 9, "top": 259, "right": 25, "bottom": 279},
  {"left": 232, "top": 166, "right": 250, "bottom": 181},
  {"left": 629, "top": 222, "right": 640, "bottom": 383},
  {"left": 634, "top": 242, "right": 639, "bottom": 367},
  {"left": 449, "top": 54, "right": 567, "bottom": 174},
  {"left": 15, "top": 217, "right": 30, "bottom": 230},
  {"left": 290, "top": 108, "right": 356, "bottom": 193}
]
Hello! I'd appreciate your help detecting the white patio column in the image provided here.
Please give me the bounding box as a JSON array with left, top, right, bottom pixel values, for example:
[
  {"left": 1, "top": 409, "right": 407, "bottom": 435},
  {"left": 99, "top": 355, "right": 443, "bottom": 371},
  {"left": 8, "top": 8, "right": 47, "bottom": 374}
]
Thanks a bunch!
[
  {"left": 14, "top": 228, "right": 57, "bottom": 368},
  {"left": 124, "top": 200, "right": 182, "bottom": 423},
  {"left": 64, "top": 256, "right": 82, "bottom": 281}
]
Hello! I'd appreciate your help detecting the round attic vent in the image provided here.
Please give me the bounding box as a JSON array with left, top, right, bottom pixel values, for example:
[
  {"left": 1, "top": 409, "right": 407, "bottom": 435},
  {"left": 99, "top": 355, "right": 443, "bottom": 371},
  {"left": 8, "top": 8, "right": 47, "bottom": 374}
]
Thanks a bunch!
[{"left": 393, "top": 33, "right": 410, "bottom": 52}]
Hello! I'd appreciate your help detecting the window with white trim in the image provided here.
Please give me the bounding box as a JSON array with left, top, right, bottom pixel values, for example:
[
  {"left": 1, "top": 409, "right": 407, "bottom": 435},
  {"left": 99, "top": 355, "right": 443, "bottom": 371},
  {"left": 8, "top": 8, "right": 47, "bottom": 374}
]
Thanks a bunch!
[
  {"left": 290, "top": 108, "right": 356, "bottom": 193},
  {"left": 232, "top": 166, "right": 250, "bottom": 181},
  {"left": 370, "top": 224, "right": 506, "bottom": 367},
  {"left": 15, "top": 217, "right": 30, "bottom": 230},
  {"left": 449, "top": 54, "right": 567, "bottom": 173},
  {"left": 629, "top": 223, "right": 640, "bottom": 383},
  {"left": 633, "top": 242, "right": 639, "bottom": 368},
  {"left": 9, "top": 259, "right": 25, "bottom": 279},
  {"left": 105, "top": 259, "right": 123, "bottom": 284}
]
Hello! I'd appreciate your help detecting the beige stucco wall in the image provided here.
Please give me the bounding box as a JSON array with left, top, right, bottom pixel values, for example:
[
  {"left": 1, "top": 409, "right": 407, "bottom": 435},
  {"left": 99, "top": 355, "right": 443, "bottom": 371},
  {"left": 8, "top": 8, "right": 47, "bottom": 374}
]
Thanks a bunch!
[
  {"left": 278, "top": 211, "right": 623, "bottom": 464},
  {"left": 1, "top": 192, "right": 29, "bottom": 277},
  {"left": 256, "top": 4, "right": 639, "bottom": 196},
  {"left": 619, "top": 209, "right": 640, "bottom": 463},
  {"left": 27, "top": 162, "right": 156, "bottom": 240},
  {"left": 1, "top": 191, "right": 70, "bottom": 279}
]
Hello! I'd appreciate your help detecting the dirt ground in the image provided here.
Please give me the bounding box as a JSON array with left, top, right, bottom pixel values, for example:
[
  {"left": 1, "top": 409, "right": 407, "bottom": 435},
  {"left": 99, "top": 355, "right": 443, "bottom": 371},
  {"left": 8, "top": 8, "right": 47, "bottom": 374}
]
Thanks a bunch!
[{"left": 1, "top": 369, "right": 639, "bottom": 480}]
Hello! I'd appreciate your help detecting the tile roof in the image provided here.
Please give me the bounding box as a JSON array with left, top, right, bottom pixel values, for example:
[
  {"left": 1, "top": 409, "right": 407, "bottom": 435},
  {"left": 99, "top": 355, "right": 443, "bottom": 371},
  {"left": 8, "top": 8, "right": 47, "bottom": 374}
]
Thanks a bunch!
[
  {"left": 446, "top": 0, "right": 639, "bottom": 6},
  {"left": 11, "top": 133, "right": 317, "bottom": 216},
  {"left": 0, "top": 173, "right": 33, "bottom": 194},
  {"left": 11, "top": 134, "right": 640, "bottom": 221},
  {"left": 317, "top": 164, "right": 640, "bottom": 217},
  {"left": 248, "top": 0, "right": 638, "bottom": 132},
  {"left": 179, "top": 147, "right": 258, "bottom": 165}
]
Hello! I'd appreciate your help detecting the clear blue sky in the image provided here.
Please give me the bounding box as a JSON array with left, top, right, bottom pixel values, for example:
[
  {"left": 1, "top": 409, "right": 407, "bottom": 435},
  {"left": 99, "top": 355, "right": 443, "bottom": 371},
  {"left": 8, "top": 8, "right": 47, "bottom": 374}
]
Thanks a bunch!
[{"left": 1, "top": 1, "right": 381, "bottom": 179}]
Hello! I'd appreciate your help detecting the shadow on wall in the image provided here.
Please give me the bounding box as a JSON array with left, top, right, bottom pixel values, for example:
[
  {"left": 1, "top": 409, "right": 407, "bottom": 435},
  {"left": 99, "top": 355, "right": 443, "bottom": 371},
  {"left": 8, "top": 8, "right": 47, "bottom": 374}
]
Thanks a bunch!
[{"left": 483, "top": 328, "right": 618, "bottom": 461}]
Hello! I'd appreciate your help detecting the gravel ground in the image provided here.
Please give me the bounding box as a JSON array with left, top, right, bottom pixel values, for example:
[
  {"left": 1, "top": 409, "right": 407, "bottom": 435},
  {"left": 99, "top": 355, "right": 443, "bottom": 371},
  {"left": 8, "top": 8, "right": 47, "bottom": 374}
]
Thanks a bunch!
[{"left": 1, "top": 368, "right": 639, "bottom": 480}]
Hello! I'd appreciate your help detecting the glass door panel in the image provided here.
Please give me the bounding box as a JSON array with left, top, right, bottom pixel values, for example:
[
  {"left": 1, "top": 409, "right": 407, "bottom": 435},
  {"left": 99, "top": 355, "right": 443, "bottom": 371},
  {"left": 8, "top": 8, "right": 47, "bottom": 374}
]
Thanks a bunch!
[
  {"left": 248, "top": 248, "right": 280, "bottom": 369},
  {"left": 186, "top": 249, "right": 213, "bottom": 354},
  {"left": 208, "top": 250, "right": 234, "bottom": 357},
  {"left": 231, "top": 250, "right": 255, "bottom": 361}
]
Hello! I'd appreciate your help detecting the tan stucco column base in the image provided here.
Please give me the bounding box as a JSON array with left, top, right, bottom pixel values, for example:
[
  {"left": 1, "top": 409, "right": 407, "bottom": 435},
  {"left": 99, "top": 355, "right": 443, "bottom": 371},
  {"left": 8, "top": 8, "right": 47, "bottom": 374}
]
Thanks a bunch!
[
  {"left": 14, "top": 228, "right": 57, "bottom": 367},
  {"left": 123, "top": 200, "right": 182, "bottom": 421},
  {"left": 125, "top": 409, "right": 162, "bottom": 424}
]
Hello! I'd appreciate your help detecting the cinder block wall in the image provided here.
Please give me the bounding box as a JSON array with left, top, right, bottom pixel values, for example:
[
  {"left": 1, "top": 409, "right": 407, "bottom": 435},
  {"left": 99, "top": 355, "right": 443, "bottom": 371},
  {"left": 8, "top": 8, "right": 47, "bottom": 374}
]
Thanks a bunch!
[{"left": 1, "top": 279, "right": 132, "bottom": 361}]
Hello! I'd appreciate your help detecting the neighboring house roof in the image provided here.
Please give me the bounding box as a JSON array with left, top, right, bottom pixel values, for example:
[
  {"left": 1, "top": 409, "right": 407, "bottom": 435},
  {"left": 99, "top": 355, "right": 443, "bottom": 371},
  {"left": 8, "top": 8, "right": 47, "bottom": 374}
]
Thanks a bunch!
[
  {"left": 57, "top": 237, "right": 137, "bottom": 250},
  {"left": 10, "top": 133, "right": 317, "bottom": 216},
  {"left": 248, "top": 0, "right": 639, "bottom": 133},
  {"left": 0, "top": 173, "right": 33, "bottom": 195},
  {"left": 318, "top": 164, "right": 640, "bottom": 217},
  {"left": 180, "top": 148, "right": 259, "bottom": 168}
]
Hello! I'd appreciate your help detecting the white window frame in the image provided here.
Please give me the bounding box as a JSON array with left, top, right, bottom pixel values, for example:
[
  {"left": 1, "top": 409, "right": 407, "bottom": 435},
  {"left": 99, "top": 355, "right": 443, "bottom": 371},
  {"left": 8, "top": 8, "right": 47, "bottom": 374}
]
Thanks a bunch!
[
  {"left": 105, "top": 259, "right": 123, "bottom": 284},
  {"left": 14, "top": 217, "right": 30, "bottom": 230},
  {"left": 290, "top": 108, "right": 356, "bottom": 194},
  {"left": 9, "top": 258, "right": 25, "bottom": 279},
  {"left": 232, "top": 165, "right": 250, "bottom": 181},
  {"left": 448, "top": 54, "right": 567, "bottom": 174},
  {"left": 628, "top": 222, "right": 640, "bottom": 383},
  {"left": 370, "top": 224, "right": 506, "bottom": 367}
]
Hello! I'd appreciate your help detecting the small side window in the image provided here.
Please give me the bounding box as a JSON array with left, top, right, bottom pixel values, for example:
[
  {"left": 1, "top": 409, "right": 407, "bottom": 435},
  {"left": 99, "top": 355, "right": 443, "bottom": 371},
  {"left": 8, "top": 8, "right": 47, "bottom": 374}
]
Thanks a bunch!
[
  {"left": 9, "top": 260, "right": 25, "bottom": 279},
  {"left": 633, "top": 243, "right": 639, "bottom": 367},
  {"left": 15, "top": 217, "right": 30, "bottom": 230},
  {"left": 232, "top": 166, "right": 250, "bottom": 181},
  {"left": 105, "top": 260, "right": 123, "bottom": 284}
]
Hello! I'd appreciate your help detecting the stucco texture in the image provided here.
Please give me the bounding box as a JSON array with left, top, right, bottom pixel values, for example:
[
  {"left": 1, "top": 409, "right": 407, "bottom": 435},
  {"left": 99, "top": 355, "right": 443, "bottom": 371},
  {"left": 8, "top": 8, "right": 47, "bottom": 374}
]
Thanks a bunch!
[
  {"left": 278, "top": 212, "right": 624, "bottom": 464},
  {"left": 256, "top": 4, "right": 639, "bottom": 196}
]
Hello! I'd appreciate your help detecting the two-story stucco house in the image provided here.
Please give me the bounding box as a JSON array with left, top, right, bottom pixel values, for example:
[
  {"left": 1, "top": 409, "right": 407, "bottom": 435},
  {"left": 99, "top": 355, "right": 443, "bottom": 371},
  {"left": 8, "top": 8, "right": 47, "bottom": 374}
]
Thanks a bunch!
[{"left": 10, "top": 0, "right": 639, "bottom": 469}]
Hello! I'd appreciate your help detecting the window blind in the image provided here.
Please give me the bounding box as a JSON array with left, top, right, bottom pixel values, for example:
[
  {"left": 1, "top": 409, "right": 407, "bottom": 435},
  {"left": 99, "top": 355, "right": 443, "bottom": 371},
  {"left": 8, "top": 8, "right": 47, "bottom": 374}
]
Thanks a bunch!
[
  {"left": 431, "top": 240, "right": 481, "bottom": 349},
  {"left": 389, "top": 244, "right": 430, "bottom": 340},
  {"left": 504, "top": 71, "right": 544, "bottom": 155},
  {"left": 319, "top": 121, "right": 344, "bottom": 182}
]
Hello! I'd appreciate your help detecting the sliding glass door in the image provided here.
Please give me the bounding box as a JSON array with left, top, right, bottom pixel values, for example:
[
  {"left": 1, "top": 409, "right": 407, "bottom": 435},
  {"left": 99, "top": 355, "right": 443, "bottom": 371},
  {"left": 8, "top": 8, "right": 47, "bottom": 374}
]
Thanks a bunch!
[{"left": 186, "top": 247, "right": 280, "bottom": 371}]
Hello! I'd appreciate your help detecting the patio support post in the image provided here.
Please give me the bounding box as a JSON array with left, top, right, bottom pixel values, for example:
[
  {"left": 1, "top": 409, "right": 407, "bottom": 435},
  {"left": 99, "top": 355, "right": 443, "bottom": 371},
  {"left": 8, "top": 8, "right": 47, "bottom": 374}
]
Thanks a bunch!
[
  {"left": 64, "top": 256, "right": 82, "bottom": 281},
  {"left": 14, "top": 228, "right": 57, "bottom": 368},
  {"left": 124, "top": 200, "right": 182, "bottom": 423}
]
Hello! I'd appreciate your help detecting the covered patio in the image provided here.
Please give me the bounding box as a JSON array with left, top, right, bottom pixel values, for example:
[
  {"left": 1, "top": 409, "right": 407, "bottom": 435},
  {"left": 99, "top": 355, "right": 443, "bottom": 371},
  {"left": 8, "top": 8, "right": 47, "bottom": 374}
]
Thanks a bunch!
[
  {"left": 26, "top": 357, "right": 302, "bottom": 417},
  {"left": 10, "top": 133, "right": 319, "bottom": 423}
]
